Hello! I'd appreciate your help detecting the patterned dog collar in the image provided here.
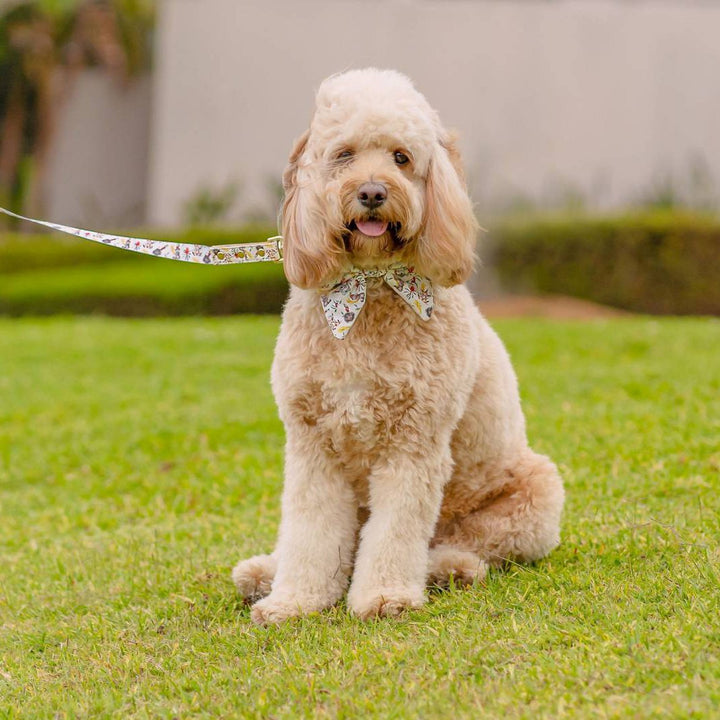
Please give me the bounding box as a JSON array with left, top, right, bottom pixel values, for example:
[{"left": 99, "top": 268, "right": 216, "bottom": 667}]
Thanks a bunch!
[{"left": 321, "top": 264, "right": 433, "bottom": 339}]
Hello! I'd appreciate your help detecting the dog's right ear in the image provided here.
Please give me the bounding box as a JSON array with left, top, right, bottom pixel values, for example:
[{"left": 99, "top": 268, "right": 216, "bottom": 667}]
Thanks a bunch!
[
  {"left": 415, "top": 132, "right": 478, "bottom": 287},
  {"left": 281, "top": 129, "right": 344, "bottom": 289}
]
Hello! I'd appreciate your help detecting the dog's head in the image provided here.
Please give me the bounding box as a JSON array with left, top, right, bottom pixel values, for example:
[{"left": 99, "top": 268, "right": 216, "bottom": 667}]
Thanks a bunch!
[{"left": 281, "top": 68, "right": 478, "bottom": 289}]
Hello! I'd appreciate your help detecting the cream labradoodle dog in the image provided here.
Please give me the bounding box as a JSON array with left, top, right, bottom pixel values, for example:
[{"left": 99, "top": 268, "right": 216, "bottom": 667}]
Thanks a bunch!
[{"left": 233, "top": 68, "right": 564, "bottom": 625}]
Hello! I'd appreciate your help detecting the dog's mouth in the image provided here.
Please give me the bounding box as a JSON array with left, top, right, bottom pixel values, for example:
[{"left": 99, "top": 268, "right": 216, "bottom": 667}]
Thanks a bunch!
[
  {"left": 345, "top": 220, "right": 404, "bottom": 243},
  {"left": 353, "top": 219, "right": 388, "bottom": 237}
]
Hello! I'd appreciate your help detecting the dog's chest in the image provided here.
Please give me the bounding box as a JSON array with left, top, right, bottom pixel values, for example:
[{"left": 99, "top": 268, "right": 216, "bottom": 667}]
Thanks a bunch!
[
  {"left": 283, "top": 342, "right": 423, "bottom": 463},
  {"left": 275, "top": 282, "right": 469, "bottom": 466},
  {"left": 291, "top": 369, "right": 418, "bottom": 461},
  {"left": 323, "top": 377, "right": 378, "bottom": 443},
  {"left": 329, "top": 378, "right": 373, "bottom": 426}
]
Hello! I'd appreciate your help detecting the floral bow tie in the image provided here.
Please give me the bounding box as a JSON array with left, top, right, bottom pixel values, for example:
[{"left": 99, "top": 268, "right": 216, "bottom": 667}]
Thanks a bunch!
[{"left": 320, "top": 264, "right": 433, "bottom": 339}]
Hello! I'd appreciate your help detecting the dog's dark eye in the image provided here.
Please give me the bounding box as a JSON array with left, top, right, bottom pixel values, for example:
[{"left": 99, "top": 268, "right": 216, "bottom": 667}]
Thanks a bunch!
[
  {"left": 394, "top": 151, "right": 410, "bottom": 165},
  {"left": 336, "top": 150, "right": 354, "bottom": 161}
]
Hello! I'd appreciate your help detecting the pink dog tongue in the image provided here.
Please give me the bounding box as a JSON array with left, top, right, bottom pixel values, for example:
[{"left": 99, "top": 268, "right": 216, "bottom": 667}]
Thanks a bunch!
[{"left": 356, "top": 220, "right": 389, "bottom": 237}]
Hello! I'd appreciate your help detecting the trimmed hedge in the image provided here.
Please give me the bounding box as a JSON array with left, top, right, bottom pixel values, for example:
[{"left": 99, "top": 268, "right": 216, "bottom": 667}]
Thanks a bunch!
[
  {"left": 2, "top": 212, "right": 719, "bottom": 316},
  {"left": 492, "top": 212, "right": 720, "bottom": 315},
  {"left": 0, "top": 224, "right": 290, "bottom": 316}
]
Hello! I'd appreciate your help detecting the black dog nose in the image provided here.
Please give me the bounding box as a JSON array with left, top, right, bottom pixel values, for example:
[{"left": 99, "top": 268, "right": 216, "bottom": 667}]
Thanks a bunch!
[{"left": 357, "top": 182, "right": 387, "bottom": 209}]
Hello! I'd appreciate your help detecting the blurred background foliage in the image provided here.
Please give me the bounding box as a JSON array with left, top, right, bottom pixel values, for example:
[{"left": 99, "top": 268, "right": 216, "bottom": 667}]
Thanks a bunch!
[
  {"left": 0, "top": 0, "right": 154, "bottom": 216},
  {"left": 1, "top": 211, "right": 719, "bottom": 316},
  {"left": 492, "top": 211, "right": 720, "bottom": 316},
  {"left": 0, "top": 0, "right": 718, "bottom": 318}
]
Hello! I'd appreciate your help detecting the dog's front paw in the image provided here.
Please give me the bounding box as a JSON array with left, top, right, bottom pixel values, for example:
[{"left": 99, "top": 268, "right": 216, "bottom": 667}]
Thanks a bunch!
[
  {"left": 232, "top": 554, "right": 277, "bottom": 604},
  {"left": 250, "top": 592, "right": 332, "bottom": 626},
  {"left": 250, "top": 596, "right": 303, "bottom": 626},
  {"left": 348, "top": 587, "right": 425, "bottom": 620}
]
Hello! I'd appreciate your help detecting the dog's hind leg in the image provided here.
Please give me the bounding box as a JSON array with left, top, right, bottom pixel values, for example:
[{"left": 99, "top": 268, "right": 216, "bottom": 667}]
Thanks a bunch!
[
  {"left": 435, "top": 450, "right": 564, "bottom": 567},
  {"left": 232, "top": 553, "right": 277, "bottom": 604},
  {"left": 427, "top": 545, "right": 487, "bottom": 587}
]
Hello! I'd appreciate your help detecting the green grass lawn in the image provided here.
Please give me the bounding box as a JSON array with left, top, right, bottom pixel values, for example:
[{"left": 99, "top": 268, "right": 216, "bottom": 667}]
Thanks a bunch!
[{"left": 1, "top": 316, "right": 718, "bottom": 719}]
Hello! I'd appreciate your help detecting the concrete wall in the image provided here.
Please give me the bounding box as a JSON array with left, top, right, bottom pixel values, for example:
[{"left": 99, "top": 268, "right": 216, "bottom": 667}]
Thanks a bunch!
[
  {"left": 147, "top": 0, "right": 720, "bottom": 227},
  {"left": 47, "top": 71, "right": 151, "bottom": 227}
]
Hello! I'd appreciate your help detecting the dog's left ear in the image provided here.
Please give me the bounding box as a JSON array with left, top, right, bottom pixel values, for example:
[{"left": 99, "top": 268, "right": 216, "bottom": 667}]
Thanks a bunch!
[
  {"left": 281, "top": 129, "right": 345, "bottom": 289},
  {"left": 416, "top": 133, "right": 478, "bottom": 286}
]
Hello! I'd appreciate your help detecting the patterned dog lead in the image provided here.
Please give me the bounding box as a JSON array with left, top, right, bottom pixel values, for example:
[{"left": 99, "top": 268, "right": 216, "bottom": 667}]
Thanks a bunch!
[
  {"left": 0, "top": 207, "right": 283, "bottom": 265},
  {"left": 0, "top": 206, "right": 436, "bottom": 340}
]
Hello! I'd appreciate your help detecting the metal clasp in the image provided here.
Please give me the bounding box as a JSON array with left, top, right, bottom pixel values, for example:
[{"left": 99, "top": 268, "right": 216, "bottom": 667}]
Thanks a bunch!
[{"left": 268, "top": 235, "right": 283, "bottom": 261}]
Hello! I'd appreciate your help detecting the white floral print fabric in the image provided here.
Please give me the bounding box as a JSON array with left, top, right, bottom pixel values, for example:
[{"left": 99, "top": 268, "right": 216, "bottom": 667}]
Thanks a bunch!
[
  {"left": 0, "top": 207, "right": 282, "bottom": 265},
  {"left": 321, "top": 264, "right": 434, "bottom": 339}
]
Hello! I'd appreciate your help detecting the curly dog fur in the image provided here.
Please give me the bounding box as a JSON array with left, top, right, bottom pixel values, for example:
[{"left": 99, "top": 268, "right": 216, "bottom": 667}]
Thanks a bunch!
[{"left": 233, "top": 69, "right": 564, "bottom": 625}]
